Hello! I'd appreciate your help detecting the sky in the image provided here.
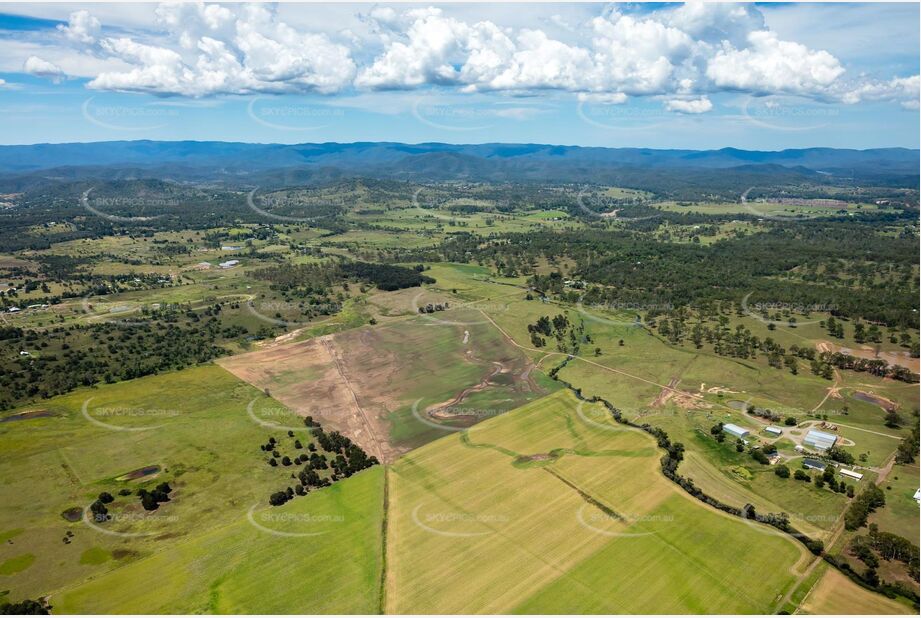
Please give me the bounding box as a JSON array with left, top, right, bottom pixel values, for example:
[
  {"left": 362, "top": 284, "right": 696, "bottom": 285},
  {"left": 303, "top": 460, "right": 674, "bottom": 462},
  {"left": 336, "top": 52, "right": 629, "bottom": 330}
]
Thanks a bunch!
[{"left": 0, "top": 2, "right": 918, "bottom": 150}]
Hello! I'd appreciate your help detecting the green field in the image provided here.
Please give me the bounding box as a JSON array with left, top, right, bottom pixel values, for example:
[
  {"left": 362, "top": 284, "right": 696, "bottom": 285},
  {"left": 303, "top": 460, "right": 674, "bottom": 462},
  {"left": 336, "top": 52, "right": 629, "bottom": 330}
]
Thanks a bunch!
[
  {"left": 54, "top": 467, "right": 384, "bottom": 613},
  {"left": 386, "top": 390, "right": 809, "bottom": 613},
  {"left": 0, "top": 365, "right": 384, "bottom": 612}
]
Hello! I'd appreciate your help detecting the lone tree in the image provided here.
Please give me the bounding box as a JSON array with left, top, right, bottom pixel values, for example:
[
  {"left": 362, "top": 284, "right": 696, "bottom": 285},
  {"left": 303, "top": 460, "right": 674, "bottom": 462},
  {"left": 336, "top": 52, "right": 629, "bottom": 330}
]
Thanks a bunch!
[{"left": 884, "top": 410, "right": 903, "bottom": 428}]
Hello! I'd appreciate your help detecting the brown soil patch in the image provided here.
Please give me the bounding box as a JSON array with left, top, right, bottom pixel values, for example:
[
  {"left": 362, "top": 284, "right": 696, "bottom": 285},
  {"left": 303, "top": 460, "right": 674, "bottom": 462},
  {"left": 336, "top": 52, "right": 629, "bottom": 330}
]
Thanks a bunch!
[
  {"left": 816, "top": 340, "right": 919, "bottom": 374},
  {"left": 699, "top": 383, "right": 738, "bottom": 395},
  {"left": 650, "top": 377, "right": 711, "bottom": 410},
  {"left": 219, "top": 313, "right": 541, "bottom": 463},
  {"left": 112, "top": 549, "right": 139, "bottom": 560},
  {"left": 516, "top": 453, "right": 553, "bottom": 462},
  {"left": 219, "top": 334, "right": 394, "bottom": 462}
]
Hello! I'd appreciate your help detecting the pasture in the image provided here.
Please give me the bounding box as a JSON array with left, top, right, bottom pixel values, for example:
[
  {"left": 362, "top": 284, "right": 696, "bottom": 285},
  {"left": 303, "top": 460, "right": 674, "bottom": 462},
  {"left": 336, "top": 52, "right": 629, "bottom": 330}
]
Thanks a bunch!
[{"left": 0, "top": 364, "right": 385, "bottom": 613}]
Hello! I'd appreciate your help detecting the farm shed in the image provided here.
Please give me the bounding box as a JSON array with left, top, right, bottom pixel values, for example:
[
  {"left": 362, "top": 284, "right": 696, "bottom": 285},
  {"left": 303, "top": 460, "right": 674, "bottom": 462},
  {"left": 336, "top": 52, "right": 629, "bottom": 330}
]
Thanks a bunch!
[
  {"left": 723, "top": 423, "right": 750, "bottom": 439},
  {"left": 803, "top": 429, "right": 837, "bottom": 452}
]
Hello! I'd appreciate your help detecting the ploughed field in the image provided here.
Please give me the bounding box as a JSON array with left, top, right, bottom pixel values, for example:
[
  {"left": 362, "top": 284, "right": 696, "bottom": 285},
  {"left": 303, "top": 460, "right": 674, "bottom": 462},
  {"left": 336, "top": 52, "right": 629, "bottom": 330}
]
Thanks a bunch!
[{"left": 218, "top": 307, "right": 556, "bottom": 462}]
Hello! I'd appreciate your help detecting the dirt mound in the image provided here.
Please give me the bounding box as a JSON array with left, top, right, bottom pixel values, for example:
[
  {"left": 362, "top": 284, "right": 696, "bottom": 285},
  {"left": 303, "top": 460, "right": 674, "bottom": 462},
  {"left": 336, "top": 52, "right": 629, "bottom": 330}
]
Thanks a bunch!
[{"left": 650, "top": 378, "right": 710, "bottom": 410}]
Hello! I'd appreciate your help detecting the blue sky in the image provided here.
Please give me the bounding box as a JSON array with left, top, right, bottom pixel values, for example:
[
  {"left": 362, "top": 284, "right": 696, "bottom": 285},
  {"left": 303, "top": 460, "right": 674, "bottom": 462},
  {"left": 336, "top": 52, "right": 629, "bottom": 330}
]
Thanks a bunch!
[{"left": 0, "top": 2, "right": 918, "bottom": 149}]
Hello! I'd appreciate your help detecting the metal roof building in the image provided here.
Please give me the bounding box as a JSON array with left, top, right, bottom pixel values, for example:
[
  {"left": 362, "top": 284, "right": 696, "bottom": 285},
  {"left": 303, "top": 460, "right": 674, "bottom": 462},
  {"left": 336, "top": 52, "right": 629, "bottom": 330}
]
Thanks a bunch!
[
  {"left": 839, "top": 469, "right": 863, "bottom": 481},
  {"left": 723, "top": 423, "right": 750, "bottom": 439},
  {"left": 803, "top": 458, "right": 827, "bottom": 471},
  {"left": 765, "top": 426, "right": 783, "bottom": 436},
  {"left": 803, "top": 429, "right": 838, "bottom": 452}
]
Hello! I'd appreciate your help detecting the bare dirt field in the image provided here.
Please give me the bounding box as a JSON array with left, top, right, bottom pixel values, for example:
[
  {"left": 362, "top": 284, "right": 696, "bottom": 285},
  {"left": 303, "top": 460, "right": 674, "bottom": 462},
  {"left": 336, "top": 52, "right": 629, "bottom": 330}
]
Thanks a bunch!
[
  {"left": 218, "top": 334, "right": 394, "bottom": 460},
  {"left": 817, "top": 340, "right": 920, "bottom": 374},
  {"left": 218, "top": 310, "right": 548, "bottom": 462}
]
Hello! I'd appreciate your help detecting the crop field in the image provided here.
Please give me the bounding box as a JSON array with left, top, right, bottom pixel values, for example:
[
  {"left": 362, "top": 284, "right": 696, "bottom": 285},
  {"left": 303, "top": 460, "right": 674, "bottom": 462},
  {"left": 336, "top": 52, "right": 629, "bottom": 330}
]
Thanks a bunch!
[
  {"left": 385, "top": 390, "right": 810, "bottom": 613},
  {"left": 800, "top": 566, "right": 914, "bottom": 615}
]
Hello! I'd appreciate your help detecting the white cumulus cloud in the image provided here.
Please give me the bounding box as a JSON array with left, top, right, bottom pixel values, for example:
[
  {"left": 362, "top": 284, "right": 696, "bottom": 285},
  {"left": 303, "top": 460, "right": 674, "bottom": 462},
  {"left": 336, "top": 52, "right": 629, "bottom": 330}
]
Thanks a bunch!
[
  {"left": 3, "top": 2, "right": 915, "bottom": 113},
  {"left": 706, "top": 31, "right": 844, "bottom": 97},
  {"left": 87, "top": 4, "right": 355, "bottom": 96},
  {"left": 57, "top": 10, "right": 102, "bottom": 45},
  {"left": 665, "top": 96, "right": 713, "bottom": 114},
  {"left": 840, "top": 74, "right": 920, "bottom": 109},
  {"left": 23, "top": 55, "right": 65, "bottom": 82}
]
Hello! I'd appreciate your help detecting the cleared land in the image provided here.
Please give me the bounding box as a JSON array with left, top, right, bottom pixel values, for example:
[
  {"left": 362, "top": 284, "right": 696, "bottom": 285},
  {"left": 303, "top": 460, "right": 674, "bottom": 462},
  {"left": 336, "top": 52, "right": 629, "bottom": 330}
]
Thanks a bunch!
[{"left": 218, "top": 307, "right": 555, "bottom": 462}]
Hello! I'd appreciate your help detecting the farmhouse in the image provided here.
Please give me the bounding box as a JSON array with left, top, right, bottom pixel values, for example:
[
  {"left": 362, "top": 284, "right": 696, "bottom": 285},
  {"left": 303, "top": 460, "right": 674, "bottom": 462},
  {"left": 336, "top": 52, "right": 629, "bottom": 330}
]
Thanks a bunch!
[
  {"left": 839, "top": 469, "right": 863, "bottom": 481},
  {"left": 765, "top": 426, "right": 783, "bottom": 437},
  {"left": 723, "top": 423, "right": 750, "bottom": 439},
  {"left": 803, "top": 429, "right": 837, "bottom": 452},
  {"left": 802, "top": 458, "right": 827, "bottom": 471}
]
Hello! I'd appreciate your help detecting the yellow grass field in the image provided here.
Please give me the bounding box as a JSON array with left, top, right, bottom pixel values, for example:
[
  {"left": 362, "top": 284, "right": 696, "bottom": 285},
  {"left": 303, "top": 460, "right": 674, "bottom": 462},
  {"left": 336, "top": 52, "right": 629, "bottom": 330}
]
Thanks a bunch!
[
  {"left": 385, "top": 390, "right": 809, "bottom": 613},
  {"left": 800, "top": 567, "right": 914, "bottom": 615}
]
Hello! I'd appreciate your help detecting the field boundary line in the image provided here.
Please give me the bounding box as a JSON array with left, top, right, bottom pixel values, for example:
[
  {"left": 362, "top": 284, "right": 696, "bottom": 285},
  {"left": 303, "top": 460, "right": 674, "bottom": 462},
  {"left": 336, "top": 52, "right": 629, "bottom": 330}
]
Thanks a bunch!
[{"left": 378, "top": 466, "right": 390, "bottom": 615}]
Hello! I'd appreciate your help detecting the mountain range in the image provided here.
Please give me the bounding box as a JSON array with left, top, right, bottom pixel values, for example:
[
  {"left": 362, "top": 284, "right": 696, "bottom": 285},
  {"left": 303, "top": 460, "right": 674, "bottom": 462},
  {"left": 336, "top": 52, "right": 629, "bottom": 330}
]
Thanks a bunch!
[{"left": 0, "top": 142, "right": 916, "bottom": 194}]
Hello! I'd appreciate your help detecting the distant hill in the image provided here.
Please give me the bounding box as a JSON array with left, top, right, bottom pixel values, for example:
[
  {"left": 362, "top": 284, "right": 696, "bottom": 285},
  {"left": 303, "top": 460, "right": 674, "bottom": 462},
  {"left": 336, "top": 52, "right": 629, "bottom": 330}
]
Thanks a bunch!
[{"left": 0, "top": 141, "right": 916, "bottom": 191}]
